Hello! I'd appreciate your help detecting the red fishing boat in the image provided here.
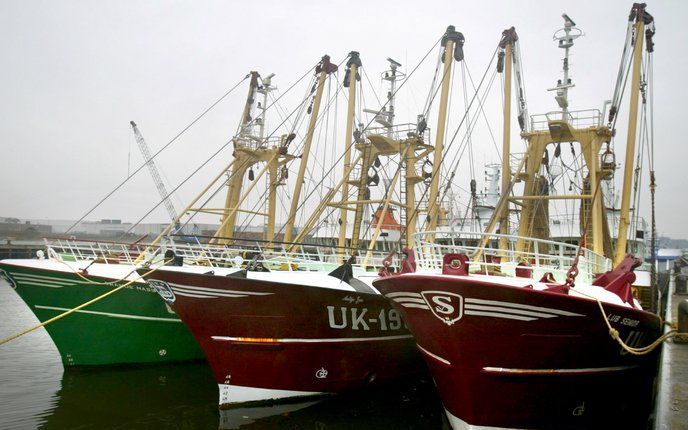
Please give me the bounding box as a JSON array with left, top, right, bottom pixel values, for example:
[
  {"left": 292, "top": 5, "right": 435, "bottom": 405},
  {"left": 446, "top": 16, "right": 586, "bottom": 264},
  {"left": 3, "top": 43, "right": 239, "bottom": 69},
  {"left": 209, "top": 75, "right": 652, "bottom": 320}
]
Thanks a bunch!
[
  {"left": 375, "top": 6, "right": 661, "bottom": 428},
  {"left": 142, "top": 264, "right": 421, "bottom": 407},
  {"left": 375, "top": 250, "right": 661, "bottom": 429},
  {"left": 137, "top": 28, "right": 467, "bottom": 408}
]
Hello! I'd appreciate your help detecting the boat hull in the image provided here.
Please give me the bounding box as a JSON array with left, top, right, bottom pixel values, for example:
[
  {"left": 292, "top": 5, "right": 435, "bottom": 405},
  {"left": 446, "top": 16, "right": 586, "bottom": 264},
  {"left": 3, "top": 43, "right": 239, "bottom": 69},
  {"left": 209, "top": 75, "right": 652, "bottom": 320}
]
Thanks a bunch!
[
  {"left": 0, "top": 260, "right": 205, "bottom": 366},
  {"left": 143, "top": 269, "right": 423, "bottom": 407},
  {"left": 374, "top": 274, "right": 662, "bottom": 429}
]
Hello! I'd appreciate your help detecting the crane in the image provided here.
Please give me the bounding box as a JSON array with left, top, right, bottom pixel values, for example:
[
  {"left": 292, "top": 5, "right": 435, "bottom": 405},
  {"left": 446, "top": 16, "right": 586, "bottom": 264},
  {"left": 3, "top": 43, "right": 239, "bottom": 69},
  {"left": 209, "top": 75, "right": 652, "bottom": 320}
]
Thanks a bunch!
[{"left": 130, "top": 121, "right": 180, "bottom": 232}]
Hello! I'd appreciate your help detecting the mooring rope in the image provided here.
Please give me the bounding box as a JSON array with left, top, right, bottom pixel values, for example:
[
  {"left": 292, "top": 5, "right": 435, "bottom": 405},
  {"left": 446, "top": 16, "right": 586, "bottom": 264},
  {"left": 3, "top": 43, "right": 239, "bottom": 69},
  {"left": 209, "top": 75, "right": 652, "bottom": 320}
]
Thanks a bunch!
[
  {"left": 593, "top": 298, "right": 683, "bottom": 355},
  {"left": 571, "top": 286, "right": 686, "bottom": 355},
  {"left": 51, "top": 254, "right": 132, "bottom": 286}
]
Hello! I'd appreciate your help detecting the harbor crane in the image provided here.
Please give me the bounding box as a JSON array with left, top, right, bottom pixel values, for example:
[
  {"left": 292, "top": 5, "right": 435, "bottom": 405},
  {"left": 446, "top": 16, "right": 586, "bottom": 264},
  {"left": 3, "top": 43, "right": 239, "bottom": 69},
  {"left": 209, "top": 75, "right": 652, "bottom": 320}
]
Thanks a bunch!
[{"left": 129, "top": 121, "right": 181, "bottom": 233}]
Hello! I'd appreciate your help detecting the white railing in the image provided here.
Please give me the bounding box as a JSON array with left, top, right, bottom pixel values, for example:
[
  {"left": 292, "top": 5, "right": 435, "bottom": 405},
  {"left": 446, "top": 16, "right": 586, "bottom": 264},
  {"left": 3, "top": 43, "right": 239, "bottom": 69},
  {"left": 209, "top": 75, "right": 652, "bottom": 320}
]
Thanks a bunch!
[
  {"left": 414, "top": 230, "right": 612, "bottom": 284},
  {"left": 42, "top": 237, "right": 397, "bottom": 273},
  {"left": 529, "top": 109, "right": 603, "bottom": 131},
  {"left": 364, "top": 122, "right": 431, "bottom": 143},
  {"left": 233, "top": 134, "right": 286, "bottom": 152},
  {"left": 45, "top": 238, "right": 158, "bottom": 265},
  {"left": 170, "top": 239, "right": 396, "bottom": 272}
]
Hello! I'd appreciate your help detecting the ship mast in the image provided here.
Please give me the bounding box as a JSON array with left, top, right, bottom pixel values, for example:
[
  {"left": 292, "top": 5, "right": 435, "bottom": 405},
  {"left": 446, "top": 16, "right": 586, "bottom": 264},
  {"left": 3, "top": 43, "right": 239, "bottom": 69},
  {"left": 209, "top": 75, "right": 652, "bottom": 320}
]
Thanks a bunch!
[
  {"left": 218, "top": 71, "right": 260, "bottom": 240},
  {"left": 511, "top": 14, "right": 613, "bottom": 257},
  {"left": 476, "top": 17, "right": 616, "bottom": 260},
  {"left": 426, "top": 26, "right": 465, "bottom": 240},
  {"left": 497, "top": 27, "right": 518, "bottom": 251},
  {"left": 288, "top": 29, "right": 456, "bottom": 252},
  {"left": 283, "top": 55, "right": 338, "bottom": 243},
  {"left": 215, "top": 72, "right": 294, "bottom": 243},
  {"left": 614, "top": 3, "right": 653, "bottom": 265},
  {"left": 550, "top": 16, "right": 576, "bottom": 120},
  {"left": 338, "top": 52, "right": 361, "bottom": 257},
  {"left": 347, "top": 57, "right": 407, "bottom": 251}
]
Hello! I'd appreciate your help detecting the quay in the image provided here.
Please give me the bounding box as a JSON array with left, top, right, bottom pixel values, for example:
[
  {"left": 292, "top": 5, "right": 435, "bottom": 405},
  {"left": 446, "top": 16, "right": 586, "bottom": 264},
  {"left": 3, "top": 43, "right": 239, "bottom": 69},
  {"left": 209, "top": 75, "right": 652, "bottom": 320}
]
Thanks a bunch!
[
  {"left": 0, "top": 240, "right": 44, "bottom": 260},
  {"left": 655, "top": 274, "right": 688, "bottom": 429}
]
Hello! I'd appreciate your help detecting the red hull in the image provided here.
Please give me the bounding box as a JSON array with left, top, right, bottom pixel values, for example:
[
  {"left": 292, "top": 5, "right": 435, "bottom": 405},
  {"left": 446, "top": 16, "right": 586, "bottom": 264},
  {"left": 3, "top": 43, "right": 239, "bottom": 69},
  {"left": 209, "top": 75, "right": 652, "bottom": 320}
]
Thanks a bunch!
[
  {"left": 144, "top": 269, "right": 422, "bottom": 406},
  {"left": 374, "top": 274, "right": 661, "bottom": 429}
]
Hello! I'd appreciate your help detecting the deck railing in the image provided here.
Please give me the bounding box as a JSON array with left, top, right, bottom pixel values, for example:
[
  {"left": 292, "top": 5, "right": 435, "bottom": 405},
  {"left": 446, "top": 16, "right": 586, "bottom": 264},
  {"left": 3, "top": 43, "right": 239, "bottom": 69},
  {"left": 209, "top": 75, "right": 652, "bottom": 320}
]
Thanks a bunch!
[
  {"left": 42, "top": 237, "right": 397, "bottom": 273},
  {"left": 529, "top": 109, "right": 603, "bottom": 131},
  {"left": 414, "top": 230, "right": 611, "bottom": 283},
  {"left": 364, "top": 122, "right": 432, "bottom": 143}
]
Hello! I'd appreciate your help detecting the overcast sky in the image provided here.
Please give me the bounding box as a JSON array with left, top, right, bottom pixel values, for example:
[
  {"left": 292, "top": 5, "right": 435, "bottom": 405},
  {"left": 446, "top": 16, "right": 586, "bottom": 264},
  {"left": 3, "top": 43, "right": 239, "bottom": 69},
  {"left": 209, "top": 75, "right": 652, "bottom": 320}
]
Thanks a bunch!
[{"left": 1, "top": 0, "right": 686, "bottom": 238}]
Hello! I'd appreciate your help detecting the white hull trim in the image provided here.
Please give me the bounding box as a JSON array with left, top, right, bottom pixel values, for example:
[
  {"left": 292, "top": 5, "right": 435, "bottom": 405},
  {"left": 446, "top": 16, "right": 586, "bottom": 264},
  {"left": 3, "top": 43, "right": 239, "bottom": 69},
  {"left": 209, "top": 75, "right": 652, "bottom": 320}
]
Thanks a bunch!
[
  {"left": 211, "top": 334, "right": 413, "bottom": 343},
  {"left": 34, "top": 305, "right": 182, "bottom": 323},
  {"left": 417, "top": 344, "right": 451, "bottom": 366},
  {"left": 219, "top": 383, "right": 323, "bottom": 406},
  {"left": 12, "top": 272, "right": 92, "bottom": 285},
  {"left": 168, "top": 282, "right": 273, "bottom": 297},
  {"left": 12, "top": 280, "right": 65, "bottom": 289},
  {"left": 445, "top": 408, "right": 514, "bottom": 430},
  {"left": 481, "top": 365, "right": 639, "bottom": 375}
]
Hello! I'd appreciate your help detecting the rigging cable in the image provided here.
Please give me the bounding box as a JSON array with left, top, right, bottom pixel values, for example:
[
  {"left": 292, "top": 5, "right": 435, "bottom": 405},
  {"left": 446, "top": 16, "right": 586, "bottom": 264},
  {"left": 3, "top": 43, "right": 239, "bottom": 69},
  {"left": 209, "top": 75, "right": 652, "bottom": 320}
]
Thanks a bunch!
[
  {"left": 65, "top": 74, "right": 251, "bottom": 234},
  {"left": 236, "top": 58, "right": 350, "bottom": 236},
  {"left": 271, "top": 36, "right": 443, "bottom": 241},
  {"left": 119, "top": 62, "right": 321, "bottom": 239},
  {"left": 464, "top": 59, "right": 501, "bottom": 162},
  {"left": 437, "top": 61, "right": 499, "bottom": 224},
  {"left": 413, "top": 46, "right": 500, "bottom": 233}
]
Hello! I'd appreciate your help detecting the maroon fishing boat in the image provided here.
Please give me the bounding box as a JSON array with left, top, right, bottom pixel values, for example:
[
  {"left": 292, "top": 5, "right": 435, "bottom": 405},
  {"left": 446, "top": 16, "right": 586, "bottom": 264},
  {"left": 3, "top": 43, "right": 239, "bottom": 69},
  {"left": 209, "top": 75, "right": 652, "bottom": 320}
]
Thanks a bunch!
[
  {"left": 374, "top": 252, "right": 662, "bottom": 429},
  {"left": 140, "top": 262, "right": 422, "bottom": 407}
]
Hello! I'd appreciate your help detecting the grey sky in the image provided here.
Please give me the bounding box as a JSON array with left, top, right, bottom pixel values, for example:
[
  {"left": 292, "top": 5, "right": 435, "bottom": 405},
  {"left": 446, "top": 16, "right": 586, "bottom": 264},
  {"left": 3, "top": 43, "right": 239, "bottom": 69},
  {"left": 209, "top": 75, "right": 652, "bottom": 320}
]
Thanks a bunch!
[{"left": 0, "top": 0, "right": 685, "bottom": 238}]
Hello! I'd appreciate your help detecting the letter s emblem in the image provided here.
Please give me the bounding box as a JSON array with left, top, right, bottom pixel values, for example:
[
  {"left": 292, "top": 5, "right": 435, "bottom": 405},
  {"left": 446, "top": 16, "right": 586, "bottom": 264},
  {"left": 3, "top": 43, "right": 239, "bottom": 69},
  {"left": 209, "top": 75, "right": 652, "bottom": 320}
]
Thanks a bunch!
[{"left": 432, "top": 296, "right": 454, "bottom": 314}]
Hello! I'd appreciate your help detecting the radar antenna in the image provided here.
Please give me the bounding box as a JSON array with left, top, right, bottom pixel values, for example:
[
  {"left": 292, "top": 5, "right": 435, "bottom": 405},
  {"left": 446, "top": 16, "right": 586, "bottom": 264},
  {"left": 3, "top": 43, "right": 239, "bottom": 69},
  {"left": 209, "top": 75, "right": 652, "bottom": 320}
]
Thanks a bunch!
[{"left": 548, "top": 13, "right": 583, "bottom": 119}]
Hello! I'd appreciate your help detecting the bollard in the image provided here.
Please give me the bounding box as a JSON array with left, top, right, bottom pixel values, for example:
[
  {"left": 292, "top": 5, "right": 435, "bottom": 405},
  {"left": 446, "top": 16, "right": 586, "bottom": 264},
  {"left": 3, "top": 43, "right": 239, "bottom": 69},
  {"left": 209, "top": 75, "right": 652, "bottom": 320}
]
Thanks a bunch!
[{"left": 679, "top": 299, "right": 688, "bottom": 335}]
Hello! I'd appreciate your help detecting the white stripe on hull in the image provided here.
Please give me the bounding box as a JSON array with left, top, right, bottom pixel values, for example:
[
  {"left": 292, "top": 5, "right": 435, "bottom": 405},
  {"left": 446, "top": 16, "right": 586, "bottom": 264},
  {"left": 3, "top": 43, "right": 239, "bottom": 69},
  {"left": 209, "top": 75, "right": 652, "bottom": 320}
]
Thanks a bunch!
[
  {"left": 34, "top": 305, "right": 181, "bottom": 322},
  {"left": 465, "top": 297, "right": 582, "bottom": 317},
  {"left": 417, "top": 344, "right": 451, "bottom": 366},
  {"left": 12, "top": 280, "right": 65, "bottom": 289},
  {"left": 389, "top": 292, "right": 431, "bottom": 310},
  {"left": 398, "top": 303, "right": 431, "bottom": 310},
  {"left": 219, "top": 383, "right": 323, "bottom": 406},
  {"left": 464, "top": 304, "right": 557, "bottom": 319},
  {"left": 464, "top": 310, "right": 536, "bottom": 321},
  {"left": 387, "top": 293, "right": 582, "bottom": 320},
  {"left": 11, "top": 272, "right": 93, "bottom": 284},
  {"left": 172, "top": 291, "right": 220, "bottom": 299},
  {"left": 392, "top": 297, "right": 427, "bottom": 304},
  {"left": 171, "top": 285, "right": 250, "bottom": 298},
  {"left": 211, "top": 334, "right": 413, "bottom": 344},
  {"left": 385, "top": 292, "right": 422, "bottom": 299},
  {"left": 13, "top": 275, "right": 72, "bottom": 286},
  {"left": 481, "top": 365, "right": 639, "bottom": 375},
  {"left": 168, "top": 282, "right": 273, "bottom": 296}
]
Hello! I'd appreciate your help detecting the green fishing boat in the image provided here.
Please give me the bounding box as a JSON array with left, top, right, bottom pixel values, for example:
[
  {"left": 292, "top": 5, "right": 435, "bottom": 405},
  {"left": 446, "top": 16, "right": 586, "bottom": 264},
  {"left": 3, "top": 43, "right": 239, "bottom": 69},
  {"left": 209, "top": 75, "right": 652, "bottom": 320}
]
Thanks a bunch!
[{"left": 0, "top": 247, "right": 205, "bottom": 366}]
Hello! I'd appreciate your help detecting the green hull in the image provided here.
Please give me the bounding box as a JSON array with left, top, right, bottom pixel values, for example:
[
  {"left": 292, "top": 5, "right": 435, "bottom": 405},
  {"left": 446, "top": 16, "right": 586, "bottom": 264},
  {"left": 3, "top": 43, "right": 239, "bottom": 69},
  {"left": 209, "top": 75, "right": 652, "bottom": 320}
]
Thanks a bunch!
[{"left": 0, "top": 261, "right": 205, "bottom": 366}]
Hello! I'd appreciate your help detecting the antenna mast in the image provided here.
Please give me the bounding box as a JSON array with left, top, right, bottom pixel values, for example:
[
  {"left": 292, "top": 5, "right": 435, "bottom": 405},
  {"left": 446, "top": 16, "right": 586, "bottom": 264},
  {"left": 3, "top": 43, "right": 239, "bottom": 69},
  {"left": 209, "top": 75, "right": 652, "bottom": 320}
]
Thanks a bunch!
[{"left": 548, "top": 14, "right": 582, "bottom": 119}]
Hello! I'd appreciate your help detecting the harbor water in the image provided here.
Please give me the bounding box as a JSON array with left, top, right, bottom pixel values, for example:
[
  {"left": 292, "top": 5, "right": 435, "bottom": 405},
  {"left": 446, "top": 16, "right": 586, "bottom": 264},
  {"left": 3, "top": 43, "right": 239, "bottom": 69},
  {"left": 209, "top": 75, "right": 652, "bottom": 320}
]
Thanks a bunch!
[{"left": 0, "top": 279, "right": 446, "bottom": 429}]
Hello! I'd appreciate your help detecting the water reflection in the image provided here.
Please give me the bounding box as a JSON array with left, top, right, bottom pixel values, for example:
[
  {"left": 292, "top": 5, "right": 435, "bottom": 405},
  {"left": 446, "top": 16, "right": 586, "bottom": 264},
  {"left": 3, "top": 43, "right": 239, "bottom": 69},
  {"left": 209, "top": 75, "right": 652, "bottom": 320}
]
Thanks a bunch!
[
  {"left": 219, "top": 378, "right": 447, "bottom": 429},
  {"left": 37, "top": 365, "right": 444, "bottom": 429},
  {"left": 219, "top": 401, "right": 322, "bottom": 429},
  {"left": 0, "top": 281, "right": 62, "bottom": 429},
  {"left": 1, "top": 280, "right": 446, "bottom": 429},
  {"left": 40, "top": 363, "right": 218, "bottom": 429}
]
